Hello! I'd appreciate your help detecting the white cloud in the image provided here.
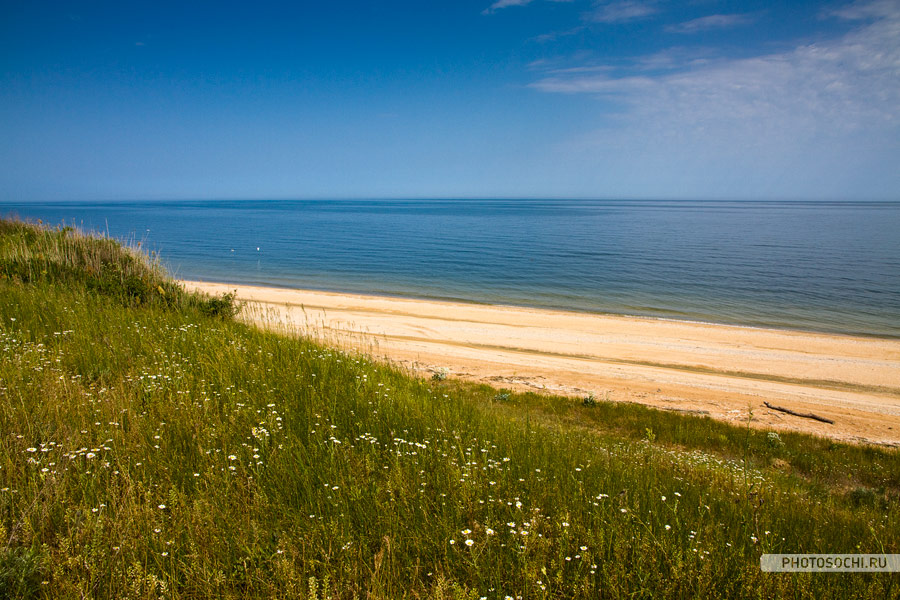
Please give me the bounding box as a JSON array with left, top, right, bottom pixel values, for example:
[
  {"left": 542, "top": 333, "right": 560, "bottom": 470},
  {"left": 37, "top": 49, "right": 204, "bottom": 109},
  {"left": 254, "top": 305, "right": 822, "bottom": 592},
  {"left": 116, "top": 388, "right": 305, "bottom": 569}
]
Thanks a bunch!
[
  {"left": 530, "top": 0, "right": 900, "bottom": 197},
  {"left": 665, "top": 13, "right": 756, "bottom": 34},
  {"left": 533, "top": 25, "right": 587, "bottom": 42},
  {"left": 484, "top": 0, "right": 535, "bottom": 13},
  {"left": 587, "top": 1, "right": 658, "bottom": 23},
  {"left": 828, "top": 0, "right": 900, "bottom": 20},
  {"left": 483, "top": 0, "right": 572, "bottom": 15}
]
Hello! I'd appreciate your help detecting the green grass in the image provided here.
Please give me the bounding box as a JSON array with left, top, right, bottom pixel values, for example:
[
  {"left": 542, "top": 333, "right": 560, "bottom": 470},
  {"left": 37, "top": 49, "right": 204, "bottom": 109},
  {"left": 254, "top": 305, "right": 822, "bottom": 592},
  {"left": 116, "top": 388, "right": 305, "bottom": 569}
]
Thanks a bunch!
[
  {"left": 1, "top": 218, "right": 898, "bottom": 599},
  {"left": 0, "top": 218, "right": 237, "bottom": 317}
]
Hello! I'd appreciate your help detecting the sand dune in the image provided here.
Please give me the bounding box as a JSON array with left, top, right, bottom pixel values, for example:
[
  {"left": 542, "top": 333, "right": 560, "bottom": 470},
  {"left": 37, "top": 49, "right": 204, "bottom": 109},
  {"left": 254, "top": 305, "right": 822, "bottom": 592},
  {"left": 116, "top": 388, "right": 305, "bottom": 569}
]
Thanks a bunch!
[{"left": 183, "top": 280, "right": 900, "bottom": 446}]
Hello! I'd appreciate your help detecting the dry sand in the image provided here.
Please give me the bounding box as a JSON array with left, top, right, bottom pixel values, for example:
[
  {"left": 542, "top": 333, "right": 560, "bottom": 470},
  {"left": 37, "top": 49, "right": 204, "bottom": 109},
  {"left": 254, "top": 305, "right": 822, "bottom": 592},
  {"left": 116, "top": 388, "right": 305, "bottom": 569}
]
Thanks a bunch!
[{"left": 183, "top": 280, "right": 900, "bottom": 447}]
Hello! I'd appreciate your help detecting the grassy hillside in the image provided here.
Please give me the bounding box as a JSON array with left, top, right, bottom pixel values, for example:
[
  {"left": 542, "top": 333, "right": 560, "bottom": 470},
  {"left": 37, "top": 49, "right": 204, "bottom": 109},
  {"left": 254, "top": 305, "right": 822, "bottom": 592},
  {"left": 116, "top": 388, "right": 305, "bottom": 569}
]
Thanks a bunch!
[{"left": 0, "top": 218, "right": 898, "bottom": 599}]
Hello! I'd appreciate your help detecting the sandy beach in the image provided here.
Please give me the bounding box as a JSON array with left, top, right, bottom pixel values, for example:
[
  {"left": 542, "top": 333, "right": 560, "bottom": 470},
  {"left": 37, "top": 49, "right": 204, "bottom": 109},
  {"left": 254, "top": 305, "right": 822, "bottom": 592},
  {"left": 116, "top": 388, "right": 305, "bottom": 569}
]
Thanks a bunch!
[{"left": 184, "top": 280, "right": 900, "bottom": 446}]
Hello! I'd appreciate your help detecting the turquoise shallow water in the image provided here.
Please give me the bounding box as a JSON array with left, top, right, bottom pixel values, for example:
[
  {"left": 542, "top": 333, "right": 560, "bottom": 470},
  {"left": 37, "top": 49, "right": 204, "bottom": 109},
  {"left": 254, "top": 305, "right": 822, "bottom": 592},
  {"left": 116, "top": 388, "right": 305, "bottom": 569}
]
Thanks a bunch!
[{"left": 3, "top": 199, "right": 899, "bottom": 337}]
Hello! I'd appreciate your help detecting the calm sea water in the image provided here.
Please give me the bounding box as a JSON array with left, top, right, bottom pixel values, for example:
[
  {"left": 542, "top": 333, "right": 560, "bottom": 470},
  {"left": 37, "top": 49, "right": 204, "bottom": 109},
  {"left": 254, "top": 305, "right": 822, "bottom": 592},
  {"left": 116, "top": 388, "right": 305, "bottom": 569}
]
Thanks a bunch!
[{"left": 3, "top": 199, "right": 899, "bottom": 337}]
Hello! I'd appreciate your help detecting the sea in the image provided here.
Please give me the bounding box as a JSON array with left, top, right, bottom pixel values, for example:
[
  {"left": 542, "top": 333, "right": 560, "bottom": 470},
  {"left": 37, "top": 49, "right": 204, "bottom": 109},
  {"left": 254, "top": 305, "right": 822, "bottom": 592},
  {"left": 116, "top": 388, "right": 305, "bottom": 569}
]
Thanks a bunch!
[{"left": 2, "top": 199, "right": 899, "bottom": 338}]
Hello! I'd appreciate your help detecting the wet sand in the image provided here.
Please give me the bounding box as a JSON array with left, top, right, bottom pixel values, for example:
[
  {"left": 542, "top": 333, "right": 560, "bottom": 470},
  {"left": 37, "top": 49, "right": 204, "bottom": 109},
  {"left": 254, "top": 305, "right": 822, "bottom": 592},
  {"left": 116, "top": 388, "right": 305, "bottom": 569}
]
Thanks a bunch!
[{"left": 184, "top": 280, "right": 900, "bottom": 447}]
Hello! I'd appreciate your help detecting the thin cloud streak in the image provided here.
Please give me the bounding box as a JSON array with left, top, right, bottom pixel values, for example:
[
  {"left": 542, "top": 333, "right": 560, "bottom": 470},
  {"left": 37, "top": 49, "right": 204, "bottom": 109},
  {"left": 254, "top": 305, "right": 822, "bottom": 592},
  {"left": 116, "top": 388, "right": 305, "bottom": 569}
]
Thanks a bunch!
[
  {"left": 587, "top": 1, "right": 658, "bottom": 23},
  {"left": 665, "top": 13, "right": 756, "bottom": 34},
  {"left": 483, "top": 0, "right": 572, "bottom": 15},
  {"left": 483, "top": 0, "right": 535, "bottom": 14},
  {"left": 533, "top": 25, "right": 587, "bottom": 42},
  {"left": 828, "top": 0, "right": 900, "bottom": 20}
]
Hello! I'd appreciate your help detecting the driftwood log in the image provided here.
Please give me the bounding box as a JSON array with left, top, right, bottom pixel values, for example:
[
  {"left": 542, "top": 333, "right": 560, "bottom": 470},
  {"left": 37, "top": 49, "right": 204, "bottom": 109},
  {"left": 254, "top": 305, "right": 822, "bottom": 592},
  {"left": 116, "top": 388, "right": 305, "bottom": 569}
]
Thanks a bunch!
[{"left": 763, "top": 402, "right": 834, "bottom": 425}]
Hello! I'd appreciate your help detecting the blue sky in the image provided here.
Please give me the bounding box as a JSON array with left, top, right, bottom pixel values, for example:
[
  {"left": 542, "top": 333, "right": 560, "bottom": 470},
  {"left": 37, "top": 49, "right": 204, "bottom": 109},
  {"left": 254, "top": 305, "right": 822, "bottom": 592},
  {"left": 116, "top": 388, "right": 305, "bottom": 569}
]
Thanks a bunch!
[{"left": 1, "top": 0, "right": 898, "bottom": 200}]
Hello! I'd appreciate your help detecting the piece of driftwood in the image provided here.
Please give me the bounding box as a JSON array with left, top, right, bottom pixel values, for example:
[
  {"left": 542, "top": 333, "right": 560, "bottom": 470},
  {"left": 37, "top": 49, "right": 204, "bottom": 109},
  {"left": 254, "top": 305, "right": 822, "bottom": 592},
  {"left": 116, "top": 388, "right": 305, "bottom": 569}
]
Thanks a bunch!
[{"left": 763, "top": 402, "right": 834, "bottom": 425}]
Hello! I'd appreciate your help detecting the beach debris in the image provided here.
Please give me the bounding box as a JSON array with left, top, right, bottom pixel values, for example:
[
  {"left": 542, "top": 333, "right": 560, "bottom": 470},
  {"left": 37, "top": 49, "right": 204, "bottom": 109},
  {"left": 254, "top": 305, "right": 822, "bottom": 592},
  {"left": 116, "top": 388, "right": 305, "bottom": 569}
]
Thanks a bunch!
[{"left": 763, "top": 402, "right": 834, "bottom": 425}]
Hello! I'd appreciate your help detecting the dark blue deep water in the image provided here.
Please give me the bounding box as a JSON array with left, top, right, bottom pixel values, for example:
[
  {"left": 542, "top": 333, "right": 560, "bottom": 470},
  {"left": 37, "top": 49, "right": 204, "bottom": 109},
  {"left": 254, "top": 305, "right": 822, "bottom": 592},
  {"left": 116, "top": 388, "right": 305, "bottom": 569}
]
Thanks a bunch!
[{"left": 3, "top": 199, "right": 899, "bottom": 337}]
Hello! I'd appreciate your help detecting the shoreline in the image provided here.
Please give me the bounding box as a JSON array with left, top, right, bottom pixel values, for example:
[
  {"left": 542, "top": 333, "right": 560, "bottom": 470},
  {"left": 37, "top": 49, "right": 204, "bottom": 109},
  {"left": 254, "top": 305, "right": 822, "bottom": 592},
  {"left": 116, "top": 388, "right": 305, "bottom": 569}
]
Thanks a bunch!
[
  {"left": 183, "top": 279, "right": 900, "bottom": 446},
  {"left": 177, "top": 276, "right": 900, "bottom": 340}
]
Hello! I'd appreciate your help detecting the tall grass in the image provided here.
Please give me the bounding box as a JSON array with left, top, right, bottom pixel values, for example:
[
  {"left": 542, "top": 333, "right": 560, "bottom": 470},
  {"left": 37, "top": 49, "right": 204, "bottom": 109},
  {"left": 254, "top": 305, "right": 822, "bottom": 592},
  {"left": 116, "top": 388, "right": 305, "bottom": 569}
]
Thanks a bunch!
[
  {"left": 0, "top": 218, "right": 898, "bottom": 599},
  {"left": 0, "top": 218, "right": 236, "bottom": 316}
]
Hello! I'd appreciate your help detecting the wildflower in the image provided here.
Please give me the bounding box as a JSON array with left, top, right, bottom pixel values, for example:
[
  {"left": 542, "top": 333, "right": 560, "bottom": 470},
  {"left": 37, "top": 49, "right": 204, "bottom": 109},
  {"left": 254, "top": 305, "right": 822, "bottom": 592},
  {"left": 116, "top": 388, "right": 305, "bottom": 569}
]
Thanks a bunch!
[
  {"left": 620, "top": 508, "right": 627, "bottom": 513},
  {"left": 665, "top": 524, "right": 671, "bottom": 530},
  {"left": 486, "top": 528, "right": 495, "bottom": 536},
  {"left": 449, "top": 539, "right": 456, "bottom": 545},
  {"left": 465, "top": 539, "right": 474, "bottom": 547},
  {"left": 26, "top": 447, "right": 37, "bottom": 453},
  {"left": 228, "top": 455, "right": 237, "bottom": 461},
  {"left": 661, "top": 495, "right": 666, "bottom": 502}
]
